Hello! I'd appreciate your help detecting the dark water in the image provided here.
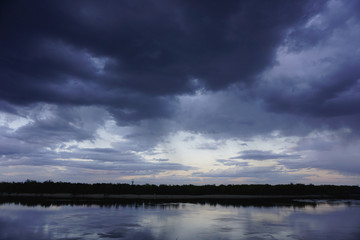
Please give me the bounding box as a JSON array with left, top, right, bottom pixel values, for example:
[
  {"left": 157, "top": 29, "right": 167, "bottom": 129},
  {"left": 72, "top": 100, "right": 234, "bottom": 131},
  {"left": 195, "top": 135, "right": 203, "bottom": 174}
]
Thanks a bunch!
[{"left": 0, "top": 200, "right": 359, "bottom": 240}]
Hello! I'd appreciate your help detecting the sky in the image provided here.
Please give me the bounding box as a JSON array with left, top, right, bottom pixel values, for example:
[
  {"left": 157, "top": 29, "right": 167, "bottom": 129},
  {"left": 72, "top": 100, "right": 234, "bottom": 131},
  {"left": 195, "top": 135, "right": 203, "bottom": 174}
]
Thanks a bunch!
[{"left": 0, "top": 0, "right": 360, "bottom": 185}]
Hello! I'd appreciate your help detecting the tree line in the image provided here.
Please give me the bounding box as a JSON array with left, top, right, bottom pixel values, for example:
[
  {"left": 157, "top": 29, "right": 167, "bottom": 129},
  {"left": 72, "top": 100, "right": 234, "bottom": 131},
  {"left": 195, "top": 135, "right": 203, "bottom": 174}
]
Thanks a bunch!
[{"left": 0, "top": 180, "right": 359, "bottom": 196}]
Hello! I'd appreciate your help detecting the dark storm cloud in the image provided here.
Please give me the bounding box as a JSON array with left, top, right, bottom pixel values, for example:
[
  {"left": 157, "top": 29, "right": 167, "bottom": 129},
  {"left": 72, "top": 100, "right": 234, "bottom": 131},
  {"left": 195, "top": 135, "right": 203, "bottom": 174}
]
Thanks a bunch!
[
  {"left": 260, "top": 0, "right": 360, "bottom": 124},
  {"left": 264, "top": 61, "right": 360, "bottom": 118},
  {"left": 0, "top": 0, "right": 319, "bottom": 122}
]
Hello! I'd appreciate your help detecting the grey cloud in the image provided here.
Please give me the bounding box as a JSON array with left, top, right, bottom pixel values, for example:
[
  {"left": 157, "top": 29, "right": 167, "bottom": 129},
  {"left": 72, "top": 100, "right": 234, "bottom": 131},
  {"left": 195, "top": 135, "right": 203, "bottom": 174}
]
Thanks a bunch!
[
  {"left": 282, "top": 140, "right": 360, "bottom": 175},
  {"left": 0, "top": 148, "right": 193, "bottom": 176},
  {"left": 282, "top": 157, "right": 360, "bottom": 176},
  {"left": 285, "top": 0, "right": 360, "bottom": 52},
  {"left": 295, "top": 137, "right": 337, "bottom": 152},
  {"left": 0, "top": 126, "right": 36, "bottom": 155},
  {"left": 80, "top": 148, "right": 119, "bottom": 153},
  {"left": 232, "top": 150, "right": 301, "bottom": 161},
  {"left": 216, "top": 159, "right": 249, "bottom": 167},
  {"left": 195, "top": 142, "right": 222, "bottom": 150},
  {"left": 274, "top": 127, "right": 360, "bottom": 176},
  {"left": 193, "top": 166, "right": 272, "bottom": 178},
  {"left": 193, "top": 166, "right": 310, "bottom": 183},
  {"left": 153, "top": 158, "right": 169, "bottom": 162},
  {"left": 9, "top": 105, "right": 108, "bottom": 145},
  {"left": 176, "top": 90, "right": 291, "bottom": 138},
  {"left": 0, "top": 105, "right": 195, "bottom": 177}
]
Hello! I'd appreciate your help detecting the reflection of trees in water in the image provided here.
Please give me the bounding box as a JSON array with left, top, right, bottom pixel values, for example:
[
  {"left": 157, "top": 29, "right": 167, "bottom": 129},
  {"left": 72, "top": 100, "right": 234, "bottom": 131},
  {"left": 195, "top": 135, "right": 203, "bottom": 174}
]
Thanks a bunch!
[
  {"left": 1, "top": 181, "right": 359, "bottom": 209},
  {"left": 1, "top": 197, "right": 355, "bottom": 209}
]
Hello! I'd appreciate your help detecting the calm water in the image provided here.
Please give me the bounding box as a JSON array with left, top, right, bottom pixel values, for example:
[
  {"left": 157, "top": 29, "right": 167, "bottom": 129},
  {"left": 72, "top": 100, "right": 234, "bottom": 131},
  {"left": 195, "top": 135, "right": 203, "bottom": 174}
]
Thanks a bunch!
[{"left": 0, "top": 200, "right": 359, "bottom": 240}]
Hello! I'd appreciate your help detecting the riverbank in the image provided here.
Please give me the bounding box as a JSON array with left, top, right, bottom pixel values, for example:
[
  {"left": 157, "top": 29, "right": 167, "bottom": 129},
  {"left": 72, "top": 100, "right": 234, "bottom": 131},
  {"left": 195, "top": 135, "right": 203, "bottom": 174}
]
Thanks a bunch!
[
  {"left": 2, "top": 182, "right": 359, "bottom": 200},
  {"left": 2, "top": 192, "right": 359, "bottom": 200}
]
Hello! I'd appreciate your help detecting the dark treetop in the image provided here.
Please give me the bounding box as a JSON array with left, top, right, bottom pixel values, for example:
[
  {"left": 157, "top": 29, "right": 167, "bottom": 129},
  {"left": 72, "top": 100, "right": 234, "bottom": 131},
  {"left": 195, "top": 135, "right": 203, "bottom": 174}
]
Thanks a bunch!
[{"left": 1, "top": 180, "right": 359, "bottom": 197}]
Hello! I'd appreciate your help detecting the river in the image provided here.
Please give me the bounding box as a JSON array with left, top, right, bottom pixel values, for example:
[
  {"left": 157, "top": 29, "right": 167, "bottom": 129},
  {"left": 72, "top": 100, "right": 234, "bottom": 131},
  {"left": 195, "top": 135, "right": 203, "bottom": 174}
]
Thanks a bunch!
[{"left": 0, "top": 199, "right": 359, "bottom": 240}]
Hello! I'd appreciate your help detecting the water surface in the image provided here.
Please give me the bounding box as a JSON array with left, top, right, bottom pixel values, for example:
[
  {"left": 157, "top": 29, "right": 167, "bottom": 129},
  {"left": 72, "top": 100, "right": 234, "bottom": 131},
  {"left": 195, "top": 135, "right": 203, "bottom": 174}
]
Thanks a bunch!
[{"left": 0, "top": 200, "right": 359, "bottom": 240}]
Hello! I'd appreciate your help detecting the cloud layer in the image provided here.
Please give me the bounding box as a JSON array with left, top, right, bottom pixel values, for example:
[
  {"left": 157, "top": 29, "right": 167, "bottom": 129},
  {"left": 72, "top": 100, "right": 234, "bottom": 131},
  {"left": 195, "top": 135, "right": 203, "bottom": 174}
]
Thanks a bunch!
[{"left": 0, "top": 0, "right": 359, "bottom": 184}]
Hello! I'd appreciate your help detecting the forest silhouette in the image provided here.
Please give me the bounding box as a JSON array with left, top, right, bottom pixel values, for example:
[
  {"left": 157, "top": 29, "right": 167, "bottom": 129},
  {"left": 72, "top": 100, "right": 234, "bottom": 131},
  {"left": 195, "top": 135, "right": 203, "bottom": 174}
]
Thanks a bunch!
[{"left": 1, "top": 180, "right": 359, "bottom": 197}]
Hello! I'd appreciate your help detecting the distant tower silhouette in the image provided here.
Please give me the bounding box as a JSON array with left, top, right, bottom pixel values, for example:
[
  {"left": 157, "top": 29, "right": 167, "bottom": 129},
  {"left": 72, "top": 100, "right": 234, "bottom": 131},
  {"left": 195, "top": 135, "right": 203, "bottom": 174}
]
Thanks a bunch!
[{"left": 131, "top": 179, "right": 134, "bottom": 185}]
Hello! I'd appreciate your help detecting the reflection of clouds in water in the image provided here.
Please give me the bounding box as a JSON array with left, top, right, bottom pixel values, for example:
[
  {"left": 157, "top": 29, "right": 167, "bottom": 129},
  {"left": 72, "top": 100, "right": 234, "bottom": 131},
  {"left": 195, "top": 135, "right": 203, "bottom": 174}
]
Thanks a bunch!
[
  {"left": 0, "top": 202, "right": 360, "bottom": 240},
  {"left": 295, "top": 200, "right": 360, "bottom": 214},
  {"left": 212, "top": 203, "right": 360, "bottom": 240},
  {"left": 284, "top": 203, "right": 360, "bottom": 240},
  {"left": 301, "top": 203, "right": 346, "bottom": 214},
  {"left": 139, "top": 204, "right": 215, "bottom": 239},
  {"left": 248, "top": 207, "right": 293, "bottom": 223},
  {"left": 213, "top": 207, "right": 296, "bottom": 239},
  {"left": 0, "top": 204, "right": 143, "bottom": 240},
  {"left": 0, "top": 210, "right": 49, "bottom": 240}
]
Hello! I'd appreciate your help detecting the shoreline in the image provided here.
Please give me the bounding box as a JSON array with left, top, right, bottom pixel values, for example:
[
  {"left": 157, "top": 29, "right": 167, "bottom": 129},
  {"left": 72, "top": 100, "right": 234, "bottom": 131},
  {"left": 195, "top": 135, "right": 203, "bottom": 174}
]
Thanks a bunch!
[{"left": 1, "top": 193, "right": 359, "bottom": 200}]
